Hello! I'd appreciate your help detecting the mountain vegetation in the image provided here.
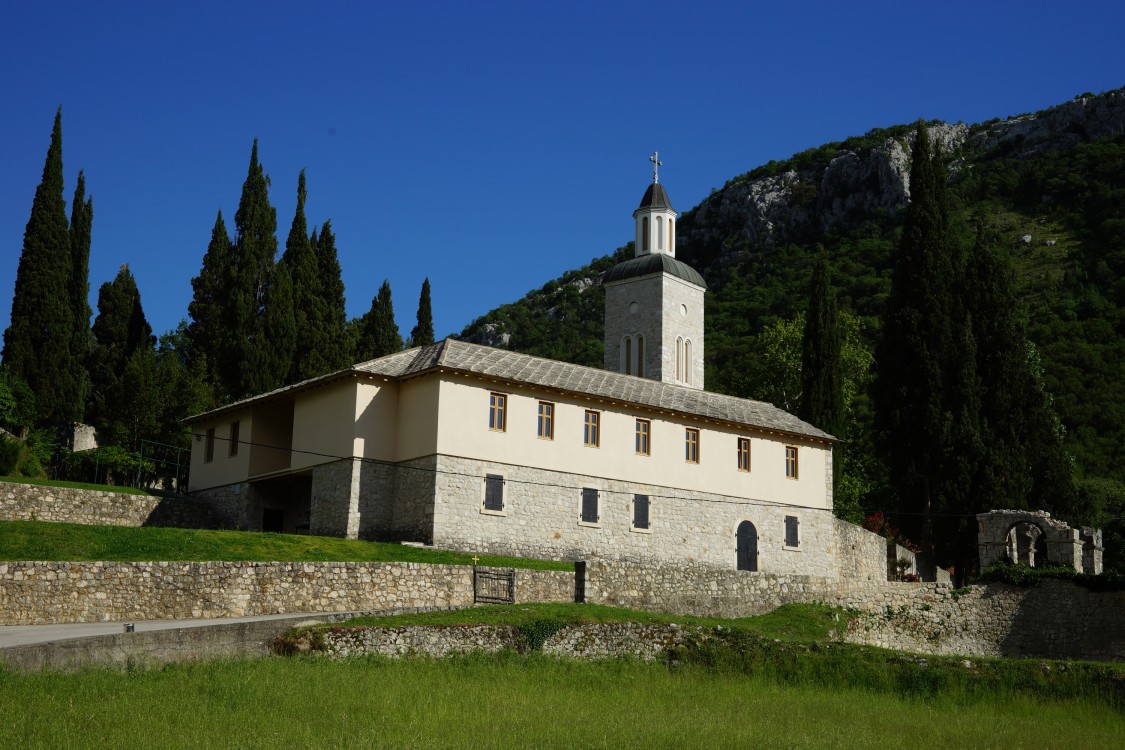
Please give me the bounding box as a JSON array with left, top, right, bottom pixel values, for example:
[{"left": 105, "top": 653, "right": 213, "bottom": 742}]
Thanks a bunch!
[
  {"left": 459, "top": 89, "right": 1125, "bottom": 568},
  {"left": 2, "top": 90, "right": 1122, "bottom": 568}
]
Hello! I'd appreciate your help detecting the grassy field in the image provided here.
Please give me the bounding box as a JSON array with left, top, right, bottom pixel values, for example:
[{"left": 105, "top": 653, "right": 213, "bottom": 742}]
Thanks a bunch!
[
  {"left": 0, "top": 519, "right": 572, "bottom": 570},
  {"left": 0, "top": 474, "right": 149, "bottom": 495},
  {"left": 1, "top": 655, "right": 1120, "bottom": 749},
  {"left": 336, "top": 601, "right": 848, "bottom": 642}
]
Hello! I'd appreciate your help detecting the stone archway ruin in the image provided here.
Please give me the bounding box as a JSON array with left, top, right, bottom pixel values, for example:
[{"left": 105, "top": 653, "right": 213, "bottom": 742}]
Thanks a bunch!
[{"left": 977, "top": 509, "right": 1102, "bottom": 574}]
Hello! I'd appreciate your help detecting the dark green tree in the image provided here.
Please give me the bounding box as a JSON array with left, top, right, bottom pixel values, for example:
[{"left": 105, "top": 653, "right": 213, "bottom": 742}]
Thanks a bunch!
[
  {"left": 799, "top": 254, "right": 842, "bottom": 434},
  {"left": 281, "top": 170, "right": 328, "bottom": 383},
  {"left": 409, "top": 277, "right": 435, "bottom": 348},
  {"left": 259, "top": 261, "right": 296, "bottom": 391},
  {"left": 226, "top": 140, "right": 280, "bottom": 399},
  {"left": 187, "top": 211, "right": 232, "bottom": 390},
  {"left": 2, "top": 109, "right": 85, "bottom": 424},
  {"left": 87, "top": 264, "right": 155, "bottom": 449},
  {"left": 355, "top": 280, "right": 402, "bottom": 360},
  {"left": 961, "top": 229, "right": 1077, "bottom": 516},
  {"left": 874, "top": 121, "right": 959, "bottom": 560},
  {"left": 315, "top": 220, "right": 351, "bottom": 368},
  {"left": 68, "top": 170, "right": 93, "bottom": 415}
]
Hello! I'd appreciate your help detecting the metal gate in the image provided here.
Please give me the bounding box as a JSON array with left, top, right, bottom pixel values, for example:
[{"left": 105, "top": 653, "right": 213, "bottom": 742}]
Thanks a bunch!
[{"left": 473, "top": 568, "right": 515, "bottom": 604}]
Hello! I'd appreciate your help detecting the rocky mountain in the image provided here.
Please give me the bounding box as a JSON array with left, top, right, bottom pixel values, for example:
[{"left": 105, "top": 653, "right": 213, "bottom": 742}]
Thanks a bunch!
[{"left": 460, "top": 87, "right": 1125, "bottom": 491}]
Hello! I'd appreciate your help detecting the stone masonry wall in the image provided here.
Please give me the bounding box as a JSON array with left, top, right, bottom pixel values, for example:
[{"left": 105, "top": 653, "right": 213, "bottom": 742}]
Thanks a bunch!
[
  {"left": 0, "top": 481, "right": 214, "bottom": 529},
  {"left": 581, "top": 560, "right": 1125, "bottom": 662},
  {"left": 0, "top": 561, "right": 575, "bottom": 625},
  {"left": 431, "top": 454, "right": 837, "bottom": 576}
]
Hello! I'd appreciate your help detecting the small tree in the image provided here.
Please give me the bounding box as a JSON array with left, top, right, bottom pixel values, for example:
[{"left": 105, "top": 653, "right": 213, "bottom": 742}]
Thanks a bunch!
[{"left": 409, "top": 277, "right": 435, "bottom": 347}]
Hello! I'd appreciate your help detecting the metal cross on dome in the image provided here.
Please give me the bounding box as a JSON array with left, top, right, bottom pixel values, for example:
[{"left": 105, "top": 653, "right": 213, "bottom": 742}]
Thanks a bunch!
[{"left": 649, "top": 151, "right": 662, "bottom": 183}]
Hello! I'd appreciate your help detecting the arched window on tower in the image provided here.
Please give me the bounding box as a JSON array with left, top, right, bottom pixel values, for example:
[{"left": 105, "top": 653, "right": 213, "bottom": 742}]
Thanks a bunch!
[
  {"left": 684, "top": 340, "right": 692, "bottom": 385},
  {"left": 636, "top": 335, "right": 644, "bottom": 377},
  {"left": 642, "top": 217, "right": 650, "bottom": 252},
  {"left": 623, "top": 336, "right": 632, "bottom": 374},
  {"left": 676, "top": 337, "right": 683, "bottom": 382},
  {"left": 656, "top": 217, "right": 663, "bottom": 251},
  {"left": 669, "top": 219, "right": 674, "bottom": 254}
]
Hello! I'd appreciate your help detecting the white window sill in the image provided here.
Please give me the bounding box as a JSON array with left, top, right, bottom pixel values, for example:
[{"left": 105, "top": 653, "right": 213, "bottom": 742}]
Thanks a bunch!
[
  {"left": 783, "top": 544, "right": 801, "bottom": 552},
  {"left": 578, "top": 520, "right": 601, "bottom": 529},
  {"left": 480, "top": 508, "right": 508, "bottom": 518},
  {"left": 630, "top": 525, "right": 652, "bottom": 534}
]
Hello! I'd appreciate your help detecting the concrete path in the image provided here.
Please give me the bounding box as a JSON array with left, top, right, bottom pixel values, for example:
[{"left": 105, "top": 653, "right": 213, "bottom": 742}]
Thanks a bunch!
[{"left": 0, "top": 612, "right": 336, "bottom": 648}]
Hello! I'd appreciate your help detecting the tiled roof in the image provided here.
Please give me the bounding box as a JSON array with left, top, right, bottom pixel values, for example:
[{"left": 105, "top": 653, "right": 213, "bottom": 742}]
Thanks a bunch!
[
  {"left": 190, "top": 339, "right": 834, "bottom": 443},
  {"left": 360, "top": 340, "right": 833, "bottom": 442}
]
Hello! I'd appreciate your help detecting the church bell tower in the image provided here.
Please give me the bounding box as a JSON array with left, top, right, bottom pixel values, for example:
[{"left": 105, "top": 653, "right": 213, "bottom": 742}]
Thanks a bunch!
[{"left": 603, "top": 153, "right": 706, "bottom": 389}]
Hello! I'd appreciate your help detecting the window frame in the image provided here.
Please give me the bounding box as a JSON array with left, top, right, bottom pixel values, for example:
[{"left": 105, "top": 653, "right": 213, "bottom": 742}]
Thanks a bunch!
[
  {"left": 631, "top": 493, "right": 651, "bottom": 533},
  {"left": 204, "top": 427, "right": 215, "bottom": 463},
  {"left": 229, "top": 421, "right": 240, "bottom": 458},
  {"left": 537, "top": 401, "right": 554, "bottom": 440},
  {"left": 579, "top": 487, "right": 601, "bottom": 527},
  {"left": 488, "top": 392, "right": 507, "bottom": 432},
  {"left": 785, "top": 445, "right": 799, "bottom": 479},
  {"left": 685, "top": 427, "right": 700, "bottom": 464},
  {"left": 635, "top": 418, "right": 651, "bottom": 456},
  {"left": 737, "top": 437, "right": 751, "bottom": 472},
  {"left": 583, "top": 410, "right": 600, "bottom": 448},
  {"left": 481, "top": 473, "right": 507, "bottom": 516}
]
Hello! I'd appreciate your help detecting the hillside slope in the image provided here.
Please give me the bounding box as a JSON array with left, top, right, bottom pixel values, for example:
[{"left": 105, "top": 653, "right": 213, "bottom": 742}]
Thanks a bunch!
[{"left": 460, "top": 88, "right": 1125, "bottom": 490}]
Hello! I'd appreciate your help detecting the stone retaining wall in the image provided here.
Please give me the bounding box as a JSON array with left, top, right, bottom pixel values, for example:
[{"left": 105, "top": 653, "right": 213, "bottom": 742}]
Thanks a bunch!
[
  {"left": 842, "top": 579, "right": 1125, "bottom": 662},
  {"left": 0, "top": 481, "right": 213, "bottom": 529},
  {"left": 0, "top": 561, "right": 575, "bottom": 625},
  {"left": 321, "top": 623, "right": 706, "bottom": 661}
]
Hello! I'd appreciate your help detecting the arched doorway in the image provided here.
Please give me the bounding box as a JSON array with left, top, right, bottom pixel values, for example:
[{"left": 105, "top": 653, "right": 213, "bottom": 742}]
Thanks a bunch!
[
  {"left": 1005, "top": 521, "right": 1049, "bottom": 567},
  {"left": 736, "top": 521, "right": 758, "bottom": 572}
]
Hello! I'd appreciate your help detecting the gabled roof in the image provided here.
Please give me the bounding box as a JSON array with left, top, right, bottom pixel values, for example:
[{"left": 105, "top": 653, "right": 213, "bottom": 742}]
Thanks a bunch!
[
  {"left": 189, "top": 339, "right": 833, "bottom": 443},
  {"left": 602, "top": 253, "right": 707, "bottom": 289}
]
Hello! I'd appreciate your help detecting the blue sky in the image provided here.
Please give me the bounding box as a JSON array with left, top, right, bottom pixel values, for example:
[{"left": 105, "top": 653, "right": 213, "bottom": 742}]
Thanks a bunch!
[{"left": 2, "top": 0, "right": 1122, "bottom": 343}]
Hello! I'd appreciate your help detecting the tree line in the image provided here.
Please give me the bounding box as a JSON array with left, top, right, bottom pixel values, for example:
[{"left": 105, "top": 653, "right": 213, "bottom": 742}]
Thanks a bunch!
[{"left": 1, "top": 112, "right": 435, "bottom": 478}]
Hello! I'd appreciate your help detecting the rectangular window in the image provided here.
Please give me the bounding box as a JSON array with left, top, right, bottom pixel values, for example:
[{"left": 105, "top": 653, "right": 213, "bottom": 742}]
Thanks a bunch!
[
  {"left": 632, "top": 494, "right": 650, "bottom": 530},
  {"left": 204, "top": 428, "right": 215, "bottom": 463},
  {"left": 635, "top": 419, "right": 650, "bottom": 455},
  {"left": 489, "top": 392, "right": 507, "bottom": 432},
  {"left": 785, "top": 515, "right": 800, "bottom": 547},
  {"left": 484, "top": 473, "right": 505, "bottom": 512},
  {"left": 583, "top": 410, "right": 600, "bottom": 447},
  {"left": 785, "top": 445, "right": 799, "bottom": 479},
  {"left": 737, "top": 437, "right": 750, "bottom": 472},
  {"left": 685, "top": 428, "right": 700, "bottom": 463},
  {"left": 229, "top": 421, "right": 240, "bottom": 457},
  {"left": 581, "top": 487, "right": 599, "bottom": 524},
  {"left": 537, "top": 401, "right": 554, "bottom": 439}
]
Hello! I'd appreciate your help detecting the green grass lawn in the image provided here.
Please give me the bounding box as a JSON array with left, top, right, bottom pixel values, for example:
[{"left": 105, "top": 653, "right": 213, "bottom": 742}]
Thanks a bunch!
[
  {"left": 336, "top": 601, "right": 847, "bottom": 642},
  {"left": 0, "top": 519, "right": 572, "bottom": 570},
  {"left": 0, "top": 474, "right": 149, "bottom": 495},
  {"left": 1, "top": 656, "right": 1120, "bottom": 749}
]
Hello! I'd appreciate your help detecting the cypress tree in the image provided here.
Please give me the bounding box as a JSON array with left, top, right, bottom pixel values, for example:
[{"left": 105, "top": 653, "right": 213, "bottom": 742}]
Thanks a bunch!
[
  {"left": 226, "top": 140, "right": 280, "bottom": 399},
  {"left": 963, "top": 228, "right": 1077, "bottom": 515},
  {"left": 799, "top": 254, "right": 842, "bottom": 435},
  {"left": 2, "top": 109, "right": 82, "bottom": 424},
  {"left": 355, "top": 280, "right": 402, "bottom": 361},
  {"left": 68, "top": 170, "right": 93, "bottom": 418},
  {"left": 874, "top": 121, "right": 958, "bottom": 556},
  {"left": 409, "top": 277, "right": 435, "bottom": 348},
  {"left": 315, "top": 220, "right": 351, "bottom": 368},
  {"left": 281, "top": 170, "right": 328, "bottom": 383},
  {"left": 187, "top": 211, "right": 232, "bottom": 391},
  {"left": 87, "top": 265, "right": 155, "bottom": 448},
  {"left": 259, "top": 261, "right": 296, "bottom": 391}
]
